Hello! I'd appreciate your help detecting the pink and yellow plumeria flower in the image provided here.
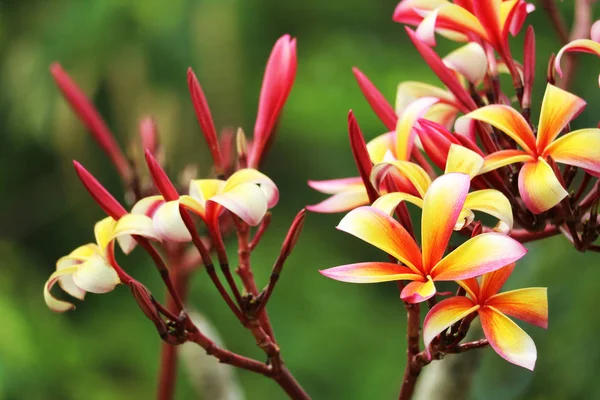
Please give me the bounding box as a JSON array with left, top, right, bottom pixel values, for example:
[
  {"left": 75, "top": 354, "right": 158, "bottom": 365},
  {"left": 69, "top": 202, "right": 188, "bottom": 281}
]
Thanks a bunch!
[
  {"left": 44, "top": 215, "right": 158, "bottom": 312},
  {"left": 320, "top": 173, "right": 526, "bottom": 303},
  {"left": 372, "top": 144, "right": 513, "bottom": 233},
  {"left": 130, "top": 168, "right": 278, "bottom": 243},
  {"left": 555, "top": 20, "right": 600, "bottom": 86},
  {"left": 308, "top": 97, "right": 439, "bottom": 213},
  {"left": 394, "top": 0, "right": 534, "bottom": 59},
  {"left": 463, "top": 83, "right": 600, "bottom": 214},
  {"left": 423, "top": 263, "right": 548, "bottom": 370}
]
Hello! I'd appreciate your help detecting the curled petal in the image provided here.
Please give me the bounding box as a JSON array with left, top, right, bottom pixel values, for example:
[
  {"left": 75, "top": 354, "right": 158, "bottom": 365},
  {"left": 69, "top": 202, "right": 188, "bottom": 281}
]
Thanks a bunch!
[
  {"left": 463, "top": 189, "right": 513, "bottom": 233},
  {"left": 367, "top": 132, "right": 396, "bottom": 163},
  {"left": 458, "top": 278, "right": 480, "bottom": 302},
  {"left": 455, "top": 208, "right": 475, "bottom": 231},
  {"left": 131, "top": 196, "right": 165, "bottom": 217},
  {"left": 431, "top": 233, "right": 527, "bottom": 281},
  {"left": 544, "top": 129, "right": 600, "bottom": 174},
  {"left": 536, "top": 84, "right": 586, "bottom": 152},
  {"left": 480, "top": 150, "right": 534, "bottom": 174},
  {"left": 592, "top": 20, "right": 600, "bottom": 43},
  {"left": 393, "top": 0, "right": 447, "bottom": 25},
  {"left": 210, "top": 182, "right": 269, "bottom": 226},
  {"left": 518, "top": 159, "right": 568, "bottom": 214},
  {"left": 320, "top": 262, "right": 422, "bottom": 283},
  {"left": 371, "top": 192, "right": 424, "bottom": 216},
  {"left": 189, "top": 179, "right": 225, "bottom": 206},
  {"left": 421, "top": 173, "right": 470, "bottom": 272},
  {"left": 224, "top": 169, "right": 279, "bottom": 208},
  {"left": 72, "top": 255, "right": 120, "bottom": 294},
  {"left": 113, "top": 214, "right": 161, "bottom": 254},
  {"left": 400, "top": 276, "right": 437, "bottom": 303},
  {"left": 462, "top": 106, "right": 536, "bottom": 154},
  {"left": 337, "top": 207, "right": 423, "bottom": 273},
  {"left": 432, "top": 4, "right": 488, "bottom": 40},
  {"left": 44, "top": 266, "right": 80, "bottom": 312},
  {"left": 307, "top": 188, "right": 369, "bottom": 214},
  {"left": 445, "top": 144, "right": 484, "bottom": 178},
  {"left": 396, "top": 97, "right": 439, "bottom": 161},
  {"left": 443, "top": 42, "right": 488, "bottom": 83},
  {"left": 153, "top": 201, "right": 192, "bottom": 242},
  {"left": 308, "top": 177, "right": 364, "bottom": 194},
  {"left": 423, "top": 296, "right": 480, "bottom": 351},
  {"left": 371, "top": 160, "right": 432, "bottom": 197},
  {"left": 396, "top": 82, "right": 457, "bottom": 115},
  {"left": 554, "top": 39, "right": 600, "bottom": 78},
  {"left": 479, "top": 307, "right": 537, "bottom": 370},
  {"left": 487, "top": 288, "right": 548, "bottom": 329},
  {"left": 179, "top": 195, "right": 207, "bottom": 220},
  {"left": 416, "top": 8, "right": 439, "bottom": 46}
]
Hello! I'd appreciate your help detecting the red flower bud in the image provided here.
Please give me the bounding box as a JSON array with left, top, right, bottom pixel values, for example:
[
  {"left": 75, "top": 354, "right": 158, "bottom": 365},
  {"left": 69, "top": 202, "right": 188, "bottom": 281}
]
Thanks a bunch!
[
  {"left": 73, "top": 161, "right": 127, "bottom": 219},
  {"left": 352, "top": 67, "right": 397, "bottom": 131},
  {"left": 144, "top": 150, "right": 179, "bottom": 201}
]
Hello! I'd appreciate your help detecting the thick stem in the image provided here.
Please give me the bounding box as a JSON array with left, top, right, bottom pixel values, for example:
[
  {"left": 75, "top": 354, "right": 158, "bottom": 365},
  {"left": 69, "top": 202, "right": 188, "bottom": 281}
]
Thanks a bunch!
[
  {"left": 398, "top": 301, "right": 422, "bottom": 400},
  {"left": 274, "top": 366, "right": 312, "bottom": 400}
]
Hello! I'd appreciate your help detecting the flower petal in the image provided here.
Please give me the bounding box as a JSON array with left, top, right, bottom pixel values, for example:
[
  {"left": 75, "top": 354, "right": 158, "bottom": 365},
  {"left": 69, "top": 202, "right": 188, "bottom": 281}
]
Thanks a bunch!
[
  {"left": 487, "top": 288, "right": 548, "bottom": 329},
  {"left": 443, "top": 42, "right": 488, "bottom": 83},
  {"left": 416, "top": 8, "right": 439, "bottom": 46},
  {"left": 210, "top": 182, "right": 269, "bottom": 226},
  {"left": 371, "top": 192, "right": 424, "bottom": 216},
  {"left": 179, "top": 195, "right": 207, "bottom": 220},
  {"left": 396, "top": 82, "right": 457, "bottom": 115},
  {"left": 400, "top": 276, "right": 437, "bottom": 303},
  {"left": 423, "top": 296, "right": 480, "bottom": 351},
  {"left": 544, "top": 128, "right": 600, "bottom": 173},
  {"left": 462, "top": 106, "right": 536, "bottom": 154},
  {"left": 431, "top": 233, "right": 527, "bottom": 281},
  {"left": 479, "top": 307, "right": 537, "bottom": 370},
  {"left": 554, "top": 39, "right": 600, "bottom": 79},
  {"left": 44, "top": 266, "right": 80, "bottom": 312},
  {"left": 463, "top": 189, "right": 513, "bottom": 232},
  {"left": 480, "top": 150, "right": 535, "bottom": 174},
  {"left": 307, "top": 188, "right": 369, "bottom": 213},
  {"left": 337, "top": 206, "right": 423, "bottom": 273},
  {"left": 320, "top": 262, "right": 422, "bottom": 283},
  {"left": 518, "top": 158, "right": 568, "bottom": 214},
  {"left": 94, "top": 217, "right": 117, "bottom": 251},
  {"left": 307, "top": 177, "right": 364, "bottom": 194},
  {"left": 152, "top": 201, "right": 193, "bottom": 242},
  {"left": 366, "top": 132, "right": 396, "bottom": 163},
  {"left": 189, "top": 179, "right": 226, "bottom": 205},
  {"left": 224, "top": 169, "right": 279, "bottom": 208},
  {"left": 371, "top": 160, "right": 432, "bottom": 197},
  {"left": 72, "top": 255, "right": 120, "bottom": 294},
  {"left": 445, "top": 144, "right": 484, "bottom": 178},
  {"left": 131, "top": 195, "right": 165, "bottom": 217},
  {"left": 113, "top": 214, "right": 161, "bottom": 254},
  {"left": 393, "top": 0, "right": 447, "bottom": 25},
  {"left": 421, "top": 173, "right": 470, "bottom": 272},
  {"left": 479, "top": 263, "right": 515, "bottom": 300},
  {"left": 396, "top": 97, "right": 439, "bottom": 161},
  {"left": 536, "top": 84, "right": 586, "bottom": 152},
  {"left": 433, "top": 4, "right": 488, "bottom": 40}
]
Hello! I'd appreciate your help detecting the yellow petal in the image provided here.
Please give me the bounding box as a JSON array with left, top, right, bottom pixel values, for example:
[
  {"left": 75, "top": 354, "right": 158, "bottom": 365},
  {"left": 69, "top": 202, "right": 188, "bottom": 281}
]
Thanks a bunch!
[
  {"left": 423, "top": 296, "right": 480, "bottom": 351},
  {"left": 366, "top": 132, "right": 396, "bottom": 164},
  {"left": 395, "top": 82, "right": 456, "bottom": 116},
  {"left": 395, "top": 97, "right": 439, "bottom": 161},
  {"left": 434, "top": 4, "right": 488, "bottom": 41},
  {"left": 400, "top": 276, "right": 437, "bottom": 303},
  {"left": 371, "top": 160, "right": 432, "bottom": 197},
  {"left": 337, "top": 206, "right": 423, "bottom": 274},
  {"left": 44, "top": 266, "right": 80, "bottom": 312},
  {"left": 179, "top": 195, "right": 207, "bottom": 219},
  {"left": 487, "top": 288, "right": 548, "bottom": 329},
  {"left": 443, "top": 42, "right": 488, "bottom": 83},
  {"left": 224, "top": 169, "right": 279, "bottom": 208},
  {"left": 371, "top": 192, "right": 424, "bottom": 216},
  {"left": 189, "top": 179, "right": 225, "bottom": 206},
  {"left": 479, "top": 307, "right": 537, "bottom": 370},
  {"left": 462, "top": 106, "right": 536, "bottom": 154},
  {"left": 113, "top": 214, "right": 161, "bottom": 254},
  {"left": 480, "top": 150, "right": 535, "bottom": 174},
  {"left": 463, "top": 189, "right": 513, "bottom": 233},
  {"left": 210, "top": 182, "right": 270, "bottom": 226},
  {"left": 536, "top": 84, "right": 586, "bottom": 152},
  {"left": 72, "top": 254, "right": 120, "bottom": 294},
  {"left": 307, "top": 187, "right": 369, "bottom": 213},
  {"left": 94, "top": 217, "right": 117, "bottom": 251},
  {"left": 421, "top": 173, "right": 470, "bottom": 272},
  {"left": 445, "top": 144, "right": 484, "bottom": 178},
  {"left": 479, "top": 263, "right": 515, "bottom": 300},
  {"left": 544, "top": 128, "right": 600, "bottom": 174},
  {"left": 518, "top": 158, "right": 568, "bottom": 214},
  {"left": 152, "top": 201, "right": 192, "bottom": 242},
  {"left": 431, "top": 233, "right": 527, "bottom": 281}
]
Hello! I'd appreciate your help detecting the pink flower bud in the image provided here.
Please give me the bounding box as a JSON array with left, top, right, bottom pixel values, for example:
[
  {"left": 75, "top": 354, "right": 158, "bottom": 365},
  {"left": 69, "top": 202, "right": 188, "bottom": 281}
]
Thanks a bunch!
[
  {"left": 352, "top": 67, "right": 397, "bottom": 131},
  {"left": 139, "top": 116, "right": 159, "bottom": 157},
  {"left": 348, "top": 111, "right": 378, "bottom": 203},
  {"left": 73, "top": 161, "right": 127, "bottom": 219},
  {"left": 144, "top": 150, "right": 180, "bottom": 201}
]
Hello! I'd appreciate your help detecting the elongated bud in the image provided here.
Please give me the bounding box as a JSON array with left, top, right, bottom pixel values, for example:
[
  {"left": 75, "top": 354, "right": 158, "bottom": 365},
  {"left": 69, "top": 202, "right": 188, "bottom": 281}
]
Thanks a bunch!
[
  {"left": 139, "top": 116, "right": 159, "bottom": 156},
  {"left": 236, "top": 128, "right": 248, "bottom": 169},
  {"left": 348, "top": 111, "right": 379, "bottom": 203},
  {"left": 470, "top": 221, "right": 483, "bottom": 237},
  {"left": 51, "top": 63, "right": 132, "bottom": 182},
  {"left": 416, "top": 119, "right": 459, "bottom": 170},
  {"left": 522, "top": 26, "right": 535, "bottom": 112},
  {"left": 249, "top": 35, "right": 297, "bottom": 168},
  {"left": 278, "top": 209, "right": 306, "bottom": 265},
  {"left": 73, "top": 161, "right": 127, "bottom": 219},
  {"left": 144, "top": 150, "right": 179, "bottom": 201},
  {"left": 187, "top": 68, "right": 224, "bottom": 175},
  {"left": 352, "top": 67, "right": 397, "bottom": 131},
  {"left": 405, "top": 28, "right": 477, "bottom": 112},
  {"left": 129, "top": 281, "right": 170, "bottom": 338}
]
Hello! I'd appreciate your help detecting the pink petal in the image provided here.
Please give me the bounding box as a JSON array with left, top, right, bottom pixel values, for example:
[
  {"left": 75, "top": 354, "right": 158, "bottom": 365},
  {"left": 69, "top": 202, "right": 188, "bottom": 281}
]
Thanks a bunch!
[
  {"left": 307, "top": 188, "right": 370, "bottom": 214},
  {"left": 320, "top": 262, "right": 422, "bottom": 283},
  {"left": 400, "top": 277, "right": 437, "bottom": 303},
  {"left": 423, "top": 296, "right": 480, "bottom": 351},
  {"left": 518, "top": 159, "right": 568, "bottom": 214}
]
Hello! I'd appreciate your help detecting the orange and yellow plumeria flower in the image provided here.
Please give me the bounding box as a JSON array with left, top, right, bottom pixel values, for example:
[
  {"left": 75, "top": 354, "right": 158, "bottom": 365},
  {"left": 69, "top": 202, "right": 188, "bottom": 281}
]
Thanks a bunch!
[
  {"left": 44, "top": 215, "right": 158, "bottom": 312},
  {"left": 371, "top": 144, "right": 513, "bottom": 232},
  {"left": 320, "top": 173, "right": 526, "bottom": 303},
  {"left": 555, "top": 20, "right": 600, "bottom": 86},
  {"left": 463, "top": 83, "right": 600, "bottom": 214},
  {"left": 423, "top": 263, "right": 548, "bottom": 370},
  {"left": 130, "top": 168, "right": 278, "bottom": 243}
]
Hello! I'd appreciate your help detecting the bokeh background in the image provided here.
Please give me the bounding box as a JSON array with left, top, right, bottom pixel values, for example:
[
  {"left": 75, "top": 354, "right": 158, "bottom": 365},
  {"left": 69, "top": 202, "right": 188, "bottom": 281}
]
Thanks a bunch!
[{"left": 1, "top": 0, "right": 599, "bottom": 399}]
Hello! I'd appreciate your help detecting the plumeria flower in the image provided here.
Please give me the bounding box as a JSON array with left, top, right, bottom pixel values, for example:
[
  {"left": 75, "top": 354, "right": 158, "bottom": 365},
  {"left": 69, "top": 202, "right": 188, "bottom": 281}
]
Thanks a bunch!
[
  {"left": 320, "top": 173, "right": 526, "bottom": 303},
  {"left": 44, "top": 215, "right": 158, "bottom": 312},
  {"left": 371, "top": 144, "right": 513, "bottom": 232},
  {"left": 394, "top": 0, "right": 534, "bottom": 60},
  {"left": 423, "top": 263, "right": 548, "bottom": 370},
  {"left": 308, "top": 97, "right": 438, "bottom": 213},
  {"left": 463, "top": 83, "right": 600, "bottom": 214},
  {"left": 130, "top": 168, "right": 278, "bottom": 243},
  {"left": 554, "top": 20, "right": 600, "bottom": 86}
]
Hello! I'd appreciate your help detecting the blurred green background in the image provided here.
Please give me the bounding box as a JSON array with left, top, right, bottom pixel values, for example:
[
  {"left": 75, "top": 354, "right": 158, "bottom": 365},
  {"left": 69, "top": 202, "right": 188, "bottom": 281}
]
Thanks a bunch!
[{"left": 1, "top": 0, "right": 599, "bottom": 399}]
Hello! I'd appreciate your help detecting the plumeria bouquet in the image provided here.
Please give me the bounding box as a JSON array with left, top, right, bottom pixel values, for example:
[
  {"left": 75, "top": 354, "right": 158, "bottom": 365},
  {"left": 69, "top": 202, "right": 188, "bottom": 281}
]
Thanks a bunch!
[{"left": 44, "top": 1, "right": 600, "bottom": 399}]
